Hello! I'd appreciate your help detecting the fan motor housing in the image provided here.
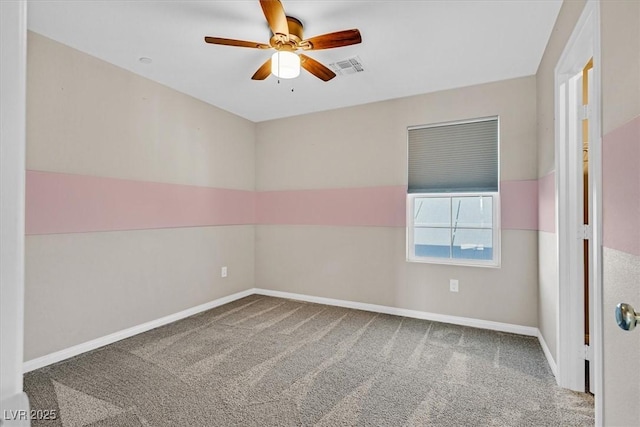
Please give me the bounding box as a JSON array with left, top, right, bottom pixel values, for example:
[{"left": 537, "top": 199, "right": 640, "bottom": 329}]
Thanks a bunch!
[{"left": 270, "top": 16, "right": 303, "bottom": 51}]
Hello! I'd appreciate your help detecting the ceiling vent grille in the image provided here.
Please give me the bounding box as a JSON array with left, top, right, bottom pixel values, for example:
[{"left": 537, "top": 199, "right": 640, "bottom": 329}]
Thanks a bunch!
[{"left": 328, "top": 56, "right": 364, "bottom": 76}]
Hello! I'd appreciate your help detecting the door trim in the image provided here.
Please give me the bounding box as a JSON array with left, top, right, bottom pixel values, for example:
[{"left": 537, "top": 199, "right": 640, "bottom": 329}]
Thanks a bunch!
[
  {"left": 554, "top": 0, "right": 603, "bottom": 424},
  {"left": 0, "top": 0, "right": 27, "bottom": 403}
]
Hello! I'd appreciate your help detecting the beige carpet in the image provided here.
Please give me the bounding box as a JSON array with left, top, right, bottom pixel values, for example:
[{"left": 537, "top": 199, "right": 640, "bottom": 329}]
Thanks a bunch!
[{"left": 24, "top": 295, "right": 594, "bottom": 426}]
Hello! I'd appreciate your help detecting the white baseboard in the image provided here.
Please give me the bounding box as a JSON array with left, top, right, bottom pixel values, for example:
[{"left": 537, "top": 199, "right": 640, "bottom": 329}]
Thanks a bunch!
[
  {"left": 22, "top": 289, "right": 254, "bottom": 373},
  {"left": 537, "top": 329, "right": 558, "bottom": 379},
  {"left": 253, "top": 288, "right": 538, "bottom": 337},
  {"left": 24, "top": 287, "right": 544, "bottom": 374}
]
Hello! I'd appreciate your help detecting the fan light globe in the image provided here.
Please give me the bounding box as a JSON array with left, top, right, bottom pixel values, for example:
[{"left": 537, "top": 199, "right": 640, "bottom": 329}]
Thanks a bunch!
[{"left": 271, "top": 51, "right": 300, "bottom": 79}]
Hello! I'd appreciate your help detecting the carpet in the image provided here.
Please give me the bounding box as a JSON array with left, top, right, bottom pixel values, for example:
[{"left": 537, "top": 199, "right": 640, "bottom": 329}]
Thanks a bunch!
[{"left": 24, "top": 295, "right": 594, "bottom": 426}]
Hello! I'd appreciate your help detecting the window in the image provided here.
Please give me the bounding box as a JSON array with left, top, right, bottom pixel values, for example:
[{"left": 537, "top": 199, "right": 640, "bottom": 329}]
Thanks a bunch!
[{"left": 407, "top": 117, "right": 500, "bottom": 267}]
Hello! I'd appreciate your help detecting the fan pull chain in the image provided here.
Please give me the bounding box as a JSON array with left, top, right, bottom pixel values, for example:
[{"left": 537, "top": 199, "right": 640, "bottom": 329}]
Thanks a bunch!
[{"left": 277, "top": 51, "right": 281, "bottom": 84}]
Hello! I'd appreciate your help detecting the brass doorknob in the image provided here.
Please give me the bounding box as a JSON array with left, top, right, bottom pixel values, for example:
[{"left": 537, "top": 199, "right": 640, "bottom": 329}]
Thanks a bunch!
[{"left": 615, "top": 303, "right": 640, "bottom": 331}]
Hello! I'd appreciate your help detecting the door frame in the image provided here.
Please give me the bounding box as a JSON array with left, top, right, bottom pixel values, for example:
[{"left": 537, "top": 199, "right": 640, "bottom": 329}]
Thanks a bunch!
[
  {"left": 554, "top": 0, "right": 603, "bottom": 424},
  {"left": 0, "top": 0, "right": 28, "bottom": 405}
]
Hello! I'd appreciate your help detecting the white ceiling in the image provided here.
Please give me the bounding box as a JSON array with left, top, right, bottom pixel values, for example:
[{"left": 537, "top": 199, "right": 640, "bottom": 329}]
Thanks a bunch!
[{"left": 27, "top": 0, "right": 561, "bottom": 122}]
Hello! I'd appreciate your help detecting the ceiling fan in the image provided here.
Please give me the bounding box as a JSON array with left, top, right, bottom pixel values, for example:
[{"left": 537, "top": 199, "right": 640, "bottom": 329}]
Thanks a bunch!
[{"left": 204, "top": 0, "right": 362, "bottom": 82}]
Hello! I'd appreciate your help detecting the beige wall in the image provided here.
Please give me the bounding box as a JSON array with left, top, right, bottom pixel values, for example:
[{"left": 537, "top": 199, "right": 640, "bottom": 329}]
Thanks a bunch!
[
  {"left": 257, "top": 226, "right": 538, "bottom": 326},
  {"left": 258, "top": 76, "right": 537, "bottom": 190},
  {"left": 256, "top": 77, "right": 539, "bottom": 327},
  {"left": 600, "top": 1, "right": 640, "bottom": 425},
  {"left": 25, "top": 33, "right": 256, "bottom": 360},
  {"left": 27, "top": 33, "right": 254, "bottom": 190},
  {"left": 24, "top": 226, "right": 254, "bottom": 360},
  {"left": 537, "top": 232, "right": 559, "bottom": 359},
  {"left": 536, "top": 0, "right": 587, "bottom": 177},
  {"left": 601, "top": 0, "right": 640, "bottom": 136}
]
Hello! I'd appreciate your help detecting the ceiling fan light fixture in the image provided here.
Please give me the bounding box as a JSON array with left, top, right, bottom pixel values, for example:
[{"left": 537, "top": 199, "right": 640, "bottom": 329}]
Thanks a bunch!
[{"left": 271, "top": 51, "right": 300, "bottom": 79}]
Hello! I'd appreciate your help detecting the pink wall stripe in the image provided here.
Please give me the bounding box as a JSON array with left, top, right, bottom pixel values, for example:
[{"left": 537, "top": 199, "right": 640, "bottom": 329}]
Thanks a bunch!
[
  {"left": 26, "top": 172, "right": 552, "bottom": 234},
  {"left": 500, "top": 180, "right": 538, "bottom": 230},
  {"left": 603, "top": 116, "right": 640, "bottom": 256},
  {"left": 538, "top": 171, "right": 556, "bottom": 233},
  {"left": 256, "top": 186, "right": 407, "bottom": 227},
  {"left": 26, "top": 171, "right": 255, "bottom": 235},
  {"left": 258, "top": 181, "right": 540, "bottom": 229}
]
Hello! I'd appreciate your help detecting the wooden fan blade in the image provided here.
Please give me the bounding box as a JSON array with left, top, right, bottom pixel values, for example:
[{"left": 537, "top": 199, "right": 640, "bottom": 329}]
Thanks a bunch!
[
  {"left": 204, "top": 37, "right": 270, "bottom": 49},
  {"left": 251, "top": 58, "right": 272, "bottom": 80},
  {"left": 260, "top": 0, "right": 289, "bottom": 39},
  {"left": 302, "top": 29, "right": 362, "bottom": 50},
  {"left": 299, "top": 54, "right": 336, "bottom": 82}
]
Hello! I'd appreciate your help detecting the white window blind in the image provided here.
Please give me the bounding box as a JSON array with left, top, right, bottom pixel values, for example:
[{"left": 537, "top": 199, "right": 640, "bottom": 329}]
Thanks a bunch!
[{"left": 408, "top": 117, "right": 499, "bottom": 193}]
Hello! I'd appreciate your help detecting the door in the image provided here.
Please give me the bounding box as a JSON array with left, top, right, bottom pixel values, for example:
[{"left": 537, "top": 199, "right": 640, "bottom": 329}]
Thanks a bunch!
[{"left": 603, "top": 116, "right": 640, "bottom": 426}]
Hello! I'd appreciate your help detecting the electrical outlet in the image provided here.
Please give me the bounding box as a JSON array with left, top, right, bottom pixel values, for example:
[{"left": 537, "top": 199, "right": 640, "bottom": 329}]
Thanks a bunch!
[
  {"left": 221, "top": 266, "right": 228, "bottom": 278},
  {"left": 450, "top": 279, "right": 459, "bottom": 293}
]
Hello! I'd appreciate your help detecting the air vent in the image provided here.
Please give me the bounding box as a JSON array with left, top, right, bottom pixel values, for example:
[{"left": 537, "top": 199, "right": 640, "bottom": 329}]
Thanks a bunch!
[{"left": 328, "top": 56, "right": 364, "bottom": 76}]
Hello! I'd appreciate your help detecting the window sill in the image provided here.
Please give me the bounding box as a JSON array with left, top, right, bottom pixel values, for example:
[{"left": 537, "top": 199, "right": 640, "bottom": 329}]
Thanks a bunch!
[{"left": 406, "top": 256, "right": 501, "bottom": 269}]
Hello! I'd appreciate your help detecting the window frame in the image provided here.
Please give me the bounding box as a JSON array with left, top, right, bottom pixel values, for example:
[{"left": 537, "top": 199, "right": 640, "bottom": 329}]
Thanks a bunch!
[
  {"left": 406, "top": 115, "right": 501, "bottom": 268},
  {"left": 406, "top": 192, "right": 501, "bottom": 267}
]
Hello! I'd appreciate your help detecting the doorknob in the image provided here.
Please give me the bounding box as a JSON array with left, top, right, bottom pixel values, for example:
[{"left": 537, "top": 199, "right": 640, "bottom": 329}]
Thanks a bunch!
[{"left": 615, "top": 303, "right": 640, "bottom": 331}]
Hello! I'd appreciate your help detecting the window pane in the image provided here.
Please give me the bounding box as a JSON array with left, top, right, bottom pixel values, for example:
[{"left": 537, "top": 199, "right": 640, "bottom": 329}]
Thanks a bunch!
[
  {"left": 451, "top": 196, "right": 492, "bottom": 228},
  {"left": 414, "top": 227, "right": 451, "bottom": 258},
  {"left": 451, "top": 228, "right": 493, "bottom": 260},
  {"left": 414, "top": 197, "right": 450, "bottom": 227}
]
